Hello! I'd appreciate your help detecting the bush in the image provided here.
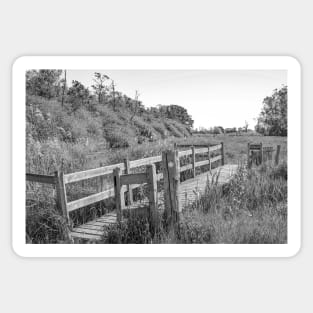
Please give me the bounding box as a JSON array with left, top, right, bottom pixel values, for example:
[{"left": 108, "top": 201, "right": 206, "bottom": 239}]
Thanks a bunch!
[{"left": 104, "top": 124, "right": 137, "bottom": 148}]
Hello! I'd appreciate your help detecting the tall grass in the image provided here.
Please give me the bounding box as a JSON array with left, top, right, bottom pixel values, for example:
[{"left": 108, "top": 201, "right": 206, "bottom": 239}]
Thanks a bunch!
[{"left": 104, "top": 162, "right": 287, "bottom": 244}]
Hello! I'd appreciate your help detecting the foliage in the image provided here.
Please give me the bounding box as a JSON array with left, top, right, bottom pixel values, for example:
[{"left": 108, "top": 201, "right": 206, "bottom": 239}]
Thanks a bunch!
[
  {"left": 26, "top": 70, "right": 63, "bottom": 99},
  {"left": 67, "top": 80, "right": 90, "bottom": 111},
  {"left": 256, "top": 86, "right": 287, "bottom": 136},
  {"left": 91, "top": 72, "right": 110, "bottom": 104}
]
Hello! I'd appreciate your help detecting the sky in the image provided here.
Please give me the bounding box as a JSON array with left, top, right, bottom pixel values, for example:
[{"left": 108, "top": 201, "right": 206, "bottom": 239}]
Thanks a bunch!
[{"left": 65, "top": 70, "right": 287, "bottom": 129}]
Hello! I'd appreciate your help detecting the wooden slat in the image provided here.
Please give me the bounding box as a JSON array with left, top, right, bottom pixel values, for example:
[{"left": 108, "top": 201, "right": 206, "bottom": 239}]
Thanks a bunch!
[
  {"left": 178, "top": 149, "right": 192, "bottom": 157},
  {"left": 66, "top": 188, "right": 115, "bottom": 212},
  {"left": 195, "top": 147, "right": 209, "bottom": 154},
  {"left": 120, "top": 173, "right": 148, "bottom": 186},
  {"left": 129, "top": 155, "right": 162, "bottom": 168},
  {"left": 64, "top": 163, "right": 125, "bottom": 184},
  {"left": 263, "top": 146, "right": 274, "bottom": 151},
  {"left": 195, "top": 159, "right": 210, "bottom": 167},
  {"left": 210, "top": 144, "right": 222, "bottom": 152},
  {"left": 180, "top": 163, "right": 193, "bottom": 172},
  {"left": 70, "top": 232, "right": 102, "bottom": 241},
  {"left": 26, "top": 173, "right": 55, "bottom": 185},
  {"left": 78, "top": 224, "right": 105, "bottom": 231},
  {"left": 250, "top": 144, "right": 261, "bottom": 150},
  {"left": 210, "top": 155, "right": 222, "bottom": 163},
  {"left": 72, "top": 227, "right": 104, "bottom": 236}
]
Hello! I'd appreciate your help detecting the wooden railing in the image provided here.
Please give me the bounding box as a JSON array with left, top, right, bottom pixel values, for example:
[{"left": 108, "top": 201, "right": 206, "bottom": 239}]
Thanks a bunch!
[{"left": 26, "top": 142, "right": 225, "bottom": 227}]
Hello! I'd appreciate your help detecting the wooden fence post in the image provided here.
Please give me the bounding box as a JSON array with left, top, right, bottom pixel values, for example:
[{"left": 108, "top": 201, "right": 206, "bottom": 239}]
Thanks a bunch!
[
  {"left": 208, "top": 145, "right": 212, "bottom": 173},
  {"left": 191, "top": 146, "right": 196, "bottom": 178},
  {"left": 275, "top": 144, "right": 281, "bottom": 165},
  {"left": 260, "top": 142, "right": 263, "bottom": 165},
  {"left": 55, "top": 170, "right": 71, "bottom": 241},
  {"left": 123, "top": 158, "right": 133, "bottom": 205},
  {"left": 162, "top": 150, "right": 180, "bottom": 227},
  {"left": 247, "top": 143, "right": 251, "bottom": 168},
  {"left": 113, "top": 167, "right": 124, "bottom": 222},
  {"left": 98, "top": 162, "right": 105, "bottom": 192},
  {"left": 147, "top": 164, "right": 158, "bottom": 228},
  {"left": 221, "top": 142, "right": 225, "bottom": 166}
]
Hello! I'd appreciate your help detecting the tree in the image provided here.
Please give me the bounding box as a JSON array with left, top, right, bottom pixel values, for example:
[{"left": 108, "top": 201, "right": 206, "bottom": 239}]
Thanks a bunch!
[
  {"left": 255, "top": 86, "right": 287, "bottom": 136},
  {"left": 91, "top": 72, "right": 109, "bottom": 104},
  {"left": 26, "top": 70, "right": 63, "bottom": 98},
  {"left": 67, "top": 80, "right": 90, "bottom": 111},
  {"left": 130, "top": 90, "right": 144, "bottom": 122},
  {"left": 61, "top": 70, "right": 67, "bottom": 107}
]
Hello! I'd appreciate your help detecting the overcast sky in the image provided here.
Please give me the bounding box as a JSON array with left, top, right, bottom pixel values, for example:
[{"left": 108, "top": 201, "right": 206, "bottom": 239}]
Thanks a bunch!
[{"left": 65, "top": 70, "right": 287, "bottom": 129}]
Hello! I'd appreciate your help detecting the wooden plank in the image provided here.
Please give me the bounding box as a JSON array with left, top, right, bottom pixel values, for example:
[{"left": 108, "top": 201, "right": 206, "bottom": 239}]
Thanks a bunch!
[
  {"left": 180, "top": 163, "right": 193, "bottom": 172},
  {"left": 162, "top": 150, "right": 180, "bottom": 226},
  {"left": 124, "top": 158, "right": 133, "bottom": 205},
  {"left": 147, "top": 164, "right": 158, "bottom": 228},
  {"left": 113, "top": 167, "right": 124, "bottom": 222},
  {"left": 209, "top": 144, "right": 222, "bottom": 152},
  {"left": 195, "top": 159, "right": 210, "bottom": 167},
  {"left": 263, "top": 146, "right": 274, "bottom": 152},
  {"left": 221, "top": 142, "right": 225, "bottom": 165},
  {"left": 210, "top": 155, "right": 222, "bottom": 163},
  {"left": 178, "top": 149, "right": 192, "bottom": 157},
  {"left": 55, "top": 171, "right": 70, "bottom": 225},
  {"left": 129, "top": 155, "right": 162, "bottom": 168},
  {"left": 78, "top": 224, "right": 105, "bottom": 231},
  {"left": 195, "top": 147, "right": 209, "bottom": 154},
  {"left": 250, "top": 144, "right": 261, "bottom": 150},
  {"left": 64, "top": 163, "right": 125, "bottom": 184},
  {"left": 66, "top": 188, "right": 115, "bottom": 212},
  {"left": 72, "top": 227, "right": 104, "bottom": 236},
  {"left": 275, "top": 145, "right": 281, "bottom": 165},
  {"left": 70, "top": 232, "right": 102, "bottom": 241},
  {"left": 26, "top": 173, "right": 55, "bottom": 185},
  {"left": 192, "top": 146, "right": 196, "bottom": 178},
  {"left": 120, "top": 173, "right": 148, "bottom": 186}
]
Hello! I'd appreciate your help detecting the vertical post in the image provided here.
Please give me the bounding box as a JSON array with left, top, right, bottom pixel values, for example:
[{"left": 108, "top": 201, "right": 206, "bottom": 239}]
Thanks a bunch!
[
  {"left": 260, "top": 142, "right": 263, "bottom": 165},
  {"left": 275, "top": 145, "right": 281, "bottom": 165},
  {"left": 174, "top": 143, "right": 177, "bottom": 150},
  {"left": 55, "top": 170, "right": 71, "bottom": 241},
  {"left": 55, "top": 170, "right": 69, "bottom": 222},
  {"left": 247, "top": 143, "right": 251, "bottom": 168},
  {"left": 162, "top": 150, "right": 180, "bottom": 227},
  {"left": 208, "top": 145, "right": 212, "bottom": 173},
  {"left": 123, "top": 158, "right": 133, "bottom": 205},
  {"left": 147, "top": 164, "right": 158, "bottom": 228},
  {"left": 191, "top": 146, "right": 196, "bottom": 178},
  {"left": 221, "top": 142, "right": 225, "bottom": 166},
  {"left": 113, "top": 167, "right": 124, "bottom": 222},
  {"left": 98, "top": 162, "right": 105, "bottom": 192}
]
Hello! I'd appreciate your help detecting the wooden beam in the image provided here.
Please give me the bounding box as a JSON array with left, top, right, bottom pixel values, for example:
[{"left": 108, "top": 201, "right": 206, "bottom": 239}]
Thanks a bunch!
[
  {"left": 124, "top": 158, "right": 133, "bottom": 205},
  {"left": 275, "top": 145, "right": 281, "bottom": 165},
  {"left": 113, "top": 167, "right": 124, "bottom": 222},
  {"left": 64, "top": 162, "right": 125, "bottom": 184},
  {"left": 129, "top": 155, "right": 162, "bottom": 168},
  {"left": 178, "top": 149, "right": 192, "bottom": 157},
  {"left": 162, "top": 150, "right": 180, "bottom": 227},
  {"left": 147, "top": 164, "right": 158, "bottom": 228},
  {"left": 26, "top": 173, "right": 55, "bottom": 185},
  {"left": 192, "top": 146, "right": 196, "bottom": 178},
  {"left": 66, "top": 188, "right": 115, "bottom": 212},
  {"left": 221, "top": 142, "right": 225, "bottom": 165},
  {"left": 120, "top": 173, "right": 148, "bottom": 186}
]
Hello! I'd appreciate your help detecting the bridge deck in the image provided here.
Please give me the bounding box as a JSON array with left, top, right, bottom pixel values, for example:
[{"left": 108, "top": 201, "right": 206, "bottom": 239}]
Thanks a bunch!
[{"left": 70, "top": 164, "right": 239, "bottom": 241}]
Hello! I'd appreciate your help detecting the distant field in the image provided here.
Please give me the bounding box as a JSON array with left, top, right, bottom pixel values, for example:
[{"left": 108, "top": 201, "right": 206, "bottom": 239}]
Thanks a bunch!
[{"left": 86, "top": 134, "right": 287, "bottom": 168}]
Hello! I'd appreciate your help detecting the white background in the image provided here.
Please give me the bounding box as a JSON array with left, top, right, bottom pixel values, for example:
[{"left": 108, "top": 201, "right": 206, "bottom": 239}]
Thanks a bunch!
[{"left": 0, "top": 0, "right": 311, "bottom": 312}]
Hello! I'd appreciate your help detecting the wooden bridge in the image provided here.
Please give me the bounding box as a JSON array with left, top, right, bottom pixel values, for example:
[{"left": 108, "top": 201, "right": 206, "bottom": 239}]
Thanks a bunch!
[{"left": 26, "top": 142, "right": 241, "bottom": 241}]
